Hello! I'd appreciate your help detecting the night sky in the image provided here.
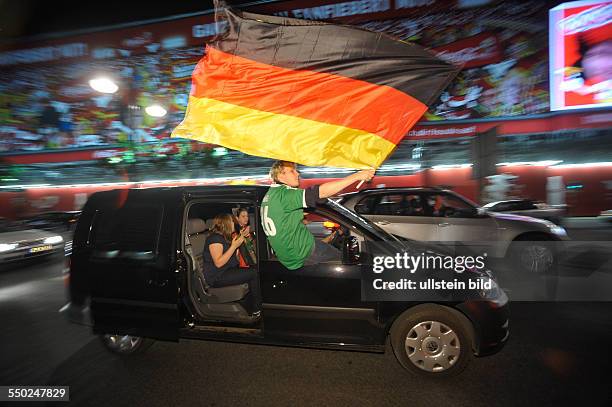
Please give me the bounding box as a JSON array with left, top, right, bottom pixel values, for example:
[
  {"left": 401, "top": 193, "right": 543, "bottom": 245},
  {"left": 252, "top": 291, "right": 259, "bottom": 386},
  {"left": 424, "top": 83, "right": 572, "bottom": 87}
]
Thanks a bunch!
[
  {"left": 0, "top": 0, "right": 569, "bottom": 42},
  {"left": 0, "top": 0, "right": 253, "bottom": 41}
]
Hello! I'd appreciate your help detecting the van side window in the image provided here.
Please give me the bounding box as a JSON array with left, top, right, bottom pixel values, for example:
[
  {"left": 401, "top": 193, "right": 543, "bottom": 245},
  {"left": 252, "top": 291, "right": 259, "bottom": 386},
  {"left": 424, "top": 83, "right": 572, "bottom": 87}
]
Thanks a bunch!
[
  {"left": 92, "top": 210, "right": 119, "bottom": 248},
  {"left": 303, "top": 211, "right": 364, "bottom": 258},
  {"left": 92, "top": 205, "right": 164, "bottom": 252}
]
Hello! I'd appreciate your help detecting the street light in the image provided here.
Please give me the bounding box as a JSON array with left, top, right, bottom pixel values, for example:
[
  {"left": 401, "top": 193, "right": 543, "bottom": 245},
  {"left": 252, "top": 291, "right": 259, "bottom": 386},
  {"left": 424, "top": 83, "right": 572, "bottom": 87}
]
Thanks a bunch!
[
  {"left": 145, "top": 104, "right": 167, "bottom": 118},
  {"left": 88, "top": 77, "right": 119, "bottom": 94}
]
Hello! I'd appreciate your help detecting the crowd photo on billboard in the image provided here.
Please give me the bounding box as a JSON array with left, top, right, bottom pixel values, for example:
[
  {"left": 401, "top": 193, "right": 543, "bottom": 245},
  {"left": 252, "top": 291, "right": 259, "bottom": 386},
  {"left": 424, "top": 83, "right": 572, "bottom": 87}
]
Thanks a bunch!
[{"left": 0, "top": 0, "right": 553, "bottom": 153}]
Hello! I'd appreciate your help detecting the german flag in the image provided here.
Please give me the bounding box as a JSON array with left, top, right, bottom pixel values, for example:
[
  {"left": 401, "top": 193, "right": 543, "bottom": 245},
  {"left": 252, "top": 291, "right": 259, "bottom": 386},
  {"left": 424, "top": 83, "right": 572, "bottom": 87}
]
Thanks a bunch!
[{"left": 171, "top": 8, "right": 459, "bottom": 169}]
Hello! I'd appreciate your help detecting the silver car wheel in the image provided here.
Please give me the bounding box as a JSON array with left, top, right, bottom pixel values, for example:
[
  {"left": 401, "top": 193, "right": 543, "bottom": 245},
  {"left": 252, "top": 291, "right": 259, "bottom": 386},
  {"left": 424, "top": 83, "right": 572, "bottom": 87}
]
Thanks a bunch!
[
  {"left": 103, "top": 334, "right": 143, "bottom": 353},
  {"left": 520, "top": 245, "right": 554, "bottom": 273},
  {"left": 405, "top": 321, "right": 461, "bottom": 372}
]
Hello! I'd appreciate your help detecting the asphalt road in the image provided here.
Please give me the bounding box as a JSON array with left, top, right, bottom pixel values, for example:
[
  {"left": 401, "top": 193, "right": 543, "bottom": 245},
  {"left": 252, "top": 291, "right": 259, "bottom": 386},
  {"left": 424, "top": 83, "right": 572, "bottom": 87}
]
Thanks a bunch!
[{"left": 1, "top": 224, "right": 611, "bottom": 407}]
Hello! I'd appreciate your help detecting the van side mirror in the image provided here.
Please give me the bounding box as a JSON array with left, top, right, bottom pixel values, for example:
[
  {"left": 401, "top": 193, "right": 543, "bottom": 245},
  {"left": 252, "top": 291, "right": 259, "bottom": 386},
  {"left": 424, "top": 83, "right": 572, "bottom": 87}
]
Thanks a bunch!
[{"left": 342, "top": 236, "right": 360, "bottom": 264}]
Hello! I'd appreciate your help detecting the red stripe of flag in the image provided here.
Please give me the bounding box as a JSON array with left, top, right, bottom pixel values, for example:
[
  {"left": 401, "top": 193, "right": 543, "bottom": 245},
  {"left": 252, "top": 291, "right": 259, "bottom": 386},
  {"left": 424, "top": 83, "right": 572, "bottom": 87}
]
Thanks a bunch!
[{"left": 191, "top": 46, "right": 428, "bottom": 145}]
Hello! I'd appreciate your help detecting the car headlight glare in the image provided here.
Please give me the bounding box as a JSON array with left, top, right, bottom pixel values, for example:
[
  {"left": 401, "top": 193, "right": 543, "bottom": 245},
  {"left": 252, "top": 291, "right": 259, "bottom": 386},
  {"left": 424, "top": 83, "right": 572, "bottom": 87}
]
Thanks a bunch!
[
  {"left": 0, "top": 243, "right": 18, "bottom": 252},
  {"left": 547, "top": 223, "right": 567, "bottom": 236},
  {"left": 44, "top": 236, "right": 63, "bottom": 245}
]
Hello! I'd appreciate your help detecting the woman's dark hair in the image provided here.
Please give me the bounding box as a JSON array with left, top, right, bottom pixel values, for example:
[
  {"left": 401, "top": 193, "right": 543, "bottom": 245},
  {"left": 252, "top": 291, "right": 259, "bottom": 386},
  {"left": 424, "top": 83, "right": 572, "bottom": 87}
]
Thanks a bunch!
[{"left": 233, "top": 207, "right": 249, "bottom": 233}]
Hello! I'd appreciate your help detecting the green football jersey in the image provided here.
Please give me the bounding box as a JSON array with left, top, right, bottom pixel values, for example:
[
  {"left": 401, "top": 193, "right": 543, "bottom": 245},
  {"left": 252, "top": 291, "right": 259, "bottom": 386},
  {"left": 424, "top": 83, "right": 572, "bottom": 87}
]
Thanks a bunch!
[{"left": 261, "top": 184, "right": 315, "bottom": 270}]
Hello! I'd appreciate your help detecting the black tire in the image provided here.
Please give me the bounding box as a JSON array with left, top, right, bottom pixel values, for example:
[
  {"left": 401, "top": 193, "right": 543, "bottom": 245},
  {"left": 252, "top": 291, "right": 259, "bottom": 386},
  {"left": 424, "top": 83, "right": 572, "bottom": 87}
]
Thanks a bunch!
[
  {"left": 99, "top": 334, "right": 154, "bottom": 356},
  {"left": 509, "top": 234, "right": 556, "bottom": 274},
  {"left": 390, "top": 304, "right": 474, "bottom": 378}
]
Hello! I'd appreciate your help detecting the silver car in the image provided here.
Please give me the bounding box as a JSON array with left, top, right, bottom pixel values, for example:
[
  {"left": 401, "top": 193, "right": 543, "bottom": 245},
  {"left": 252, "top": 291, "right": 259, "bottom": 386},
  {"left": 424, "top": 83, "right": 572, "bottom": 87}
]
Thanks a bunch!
[
  {"left": 338, "top": 188, "right": 569, "bottom": 273},
  {"left": 0, "top": 218, "right": 65, "bottom": 264}
]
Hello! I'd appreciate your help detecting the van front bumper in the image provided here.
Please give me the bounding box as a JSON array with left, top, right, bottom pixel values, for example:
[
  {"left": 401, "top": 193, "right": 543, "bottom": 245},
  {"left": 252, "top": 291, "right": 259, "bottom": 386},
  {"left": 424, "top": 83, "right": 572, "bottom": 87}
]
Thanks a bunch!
[{"left": 457, "top": 291, "right": 510, "bottom": 356}]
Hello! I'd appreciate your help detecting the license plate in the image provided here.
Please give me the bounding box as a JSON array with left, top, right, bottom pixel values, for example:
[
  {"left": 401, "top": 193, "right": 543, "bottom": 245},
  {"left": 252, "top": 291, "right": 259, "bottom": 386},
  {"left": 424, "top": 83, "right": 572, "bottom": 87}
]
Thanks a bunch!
[{"left": 30, "top": 245, "right": 53, "bottom": 253}]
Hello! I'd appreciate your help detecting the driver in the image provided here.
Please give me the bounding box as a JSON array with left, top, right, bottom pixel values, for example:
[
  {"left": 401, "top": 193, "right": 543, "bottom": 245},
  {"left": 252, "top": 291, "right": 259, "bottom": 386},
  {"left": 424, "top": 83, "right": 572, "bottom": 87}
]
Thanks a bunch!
[{"left": 261, "top": 161, "right": 374, "bottom": 270}]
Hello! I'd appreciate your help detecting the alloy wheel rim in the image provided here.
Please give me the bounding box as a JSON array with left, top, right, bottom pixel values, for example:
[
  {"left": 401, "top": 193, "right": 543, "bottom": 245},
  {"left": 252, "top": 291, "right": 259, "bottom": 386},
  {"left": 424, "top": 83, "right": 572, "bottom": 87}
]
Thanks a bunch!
[{"left": 405, "top": 321, "right": 460, "bottom": 372}]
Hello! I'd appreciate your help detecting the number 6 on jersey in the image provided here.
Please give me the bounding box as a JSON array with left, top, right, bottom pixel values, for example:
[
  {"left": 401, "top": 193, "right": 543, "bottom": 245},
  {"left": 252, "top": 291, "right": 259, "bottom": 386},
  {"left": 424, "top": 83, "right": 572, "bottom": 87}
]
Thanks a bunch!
[{"left": 261, "top": 206, "right": 277, "bottom": 236}]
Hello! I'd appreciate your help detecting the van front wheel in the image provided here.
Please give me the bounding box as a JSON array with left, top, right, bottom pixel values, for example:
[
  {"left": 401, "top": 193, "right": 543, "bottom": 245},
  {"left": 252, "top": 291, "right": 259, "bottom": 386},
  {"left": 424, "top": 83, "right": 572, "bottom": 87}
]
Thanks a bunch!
[{"left": 390, "top": 305, "right": 473, "bottom": 377}]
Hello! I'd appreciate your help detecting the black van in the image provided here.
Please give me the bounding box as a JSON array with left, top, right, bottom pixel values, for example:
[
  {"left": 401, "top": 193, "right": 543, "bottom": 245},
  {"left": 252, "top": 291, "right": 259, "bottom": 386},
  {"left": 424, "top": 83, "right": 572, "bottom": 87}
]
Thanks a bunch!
[{"left": 64, "top": 186, "right": 509, "bottom": 377}]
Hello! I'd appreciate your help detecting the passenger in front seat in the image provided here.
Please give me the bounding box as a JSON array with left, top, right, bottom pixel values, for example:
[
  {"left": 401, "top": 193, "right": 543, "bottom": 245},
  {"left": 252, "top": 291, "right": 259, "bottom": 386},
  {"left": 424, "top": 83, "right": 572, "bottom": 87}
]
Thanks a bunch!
[{"left": 203, "top": 213, "right": 261, "bottom": 316}]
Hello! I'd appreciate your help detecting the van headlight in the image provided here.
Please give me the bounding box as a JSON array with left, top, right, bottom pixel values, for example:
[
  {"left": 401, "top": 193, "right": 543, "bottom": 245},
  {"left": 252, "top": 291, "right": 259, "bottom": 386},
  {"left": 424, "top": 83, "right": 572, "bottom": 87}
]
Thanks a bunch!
[
  {"left": 44, "top": 236, "right": 63, "bottom": 245},
  {"left": 478, "top": 276, "right": 501, "bottom": 299}
]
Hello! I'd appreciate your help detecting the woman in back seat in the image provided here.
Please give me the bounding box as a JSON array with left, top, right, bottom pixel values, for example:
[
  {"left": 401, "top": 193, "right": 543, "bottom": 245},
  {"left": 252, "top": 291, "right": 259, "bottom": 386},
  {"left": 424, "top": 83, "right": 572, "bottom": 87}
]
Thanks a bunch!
[
  {"left": 233, "top": 207, "right": 257, "bottom": 268},
  {"left": 203, "top": 213, "right": 261, "bottom": 316}
]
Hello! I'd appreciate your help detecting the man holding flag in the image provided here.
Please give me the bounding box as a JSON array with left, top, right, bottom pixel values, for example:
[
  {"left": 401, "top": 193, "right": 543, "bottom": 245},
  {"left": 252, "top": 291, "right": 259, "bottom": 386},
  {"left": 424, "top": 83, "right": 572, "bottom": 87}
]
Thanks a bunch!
[
  {"left": 171, "top": 6, "right": 459, "bottom": 267},
  {"left": 261, "top": 161, "right": 374, "bottom": 270}
]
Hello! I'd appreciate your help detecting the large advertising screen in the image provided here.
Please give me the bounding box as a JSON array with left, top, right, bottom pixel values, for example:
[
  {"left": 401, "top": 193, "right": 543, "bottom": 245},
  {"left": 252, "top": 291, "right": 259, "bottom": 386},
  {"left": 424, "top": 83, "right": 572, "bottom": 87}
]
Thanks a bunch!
[
  {"left": 0, "top": 0, "right": 551, "bottom": 155},
  {"left": 549, "top": 0, "right": 612, "bottom": 111}
]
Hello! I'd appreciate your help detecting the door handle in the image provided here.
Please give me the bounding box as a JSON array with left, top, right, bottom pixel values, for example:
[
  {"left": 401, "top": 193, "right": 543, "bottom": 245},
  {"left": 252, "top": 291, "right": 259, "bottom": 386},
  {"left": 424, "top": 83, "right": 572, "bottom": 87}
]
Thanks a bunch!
[
  {"left": 438, "top": 222, "right": 451, "bottom": 227},
  {"left": 375, "top": 220, "right": 390, "bottom": 226}
]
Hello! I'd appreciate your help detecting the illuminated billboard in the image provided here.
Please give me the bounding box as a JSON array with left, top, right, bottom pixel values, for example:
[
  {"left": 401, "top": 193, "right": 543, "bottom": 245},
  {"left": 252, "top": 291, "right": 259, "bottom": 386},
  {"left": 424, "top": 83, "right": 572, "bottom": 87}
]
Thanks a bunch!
[
  {"left": 549, "top": 1, "right": 612, "bottom": 111},
  {"left": 0, "top": 1, "right": 554, "bottom": 156}
]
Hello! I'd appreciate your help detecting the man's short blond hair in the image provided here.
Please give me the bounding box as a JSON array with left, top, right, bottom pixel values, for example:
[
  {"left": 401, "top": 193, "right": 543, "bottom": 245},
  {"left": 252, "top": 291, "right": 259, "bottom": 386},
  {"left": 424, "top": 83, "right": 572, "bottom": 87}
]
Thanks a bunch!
[{"left": 269, "top": 160, "right": 296, "bottom": 183}]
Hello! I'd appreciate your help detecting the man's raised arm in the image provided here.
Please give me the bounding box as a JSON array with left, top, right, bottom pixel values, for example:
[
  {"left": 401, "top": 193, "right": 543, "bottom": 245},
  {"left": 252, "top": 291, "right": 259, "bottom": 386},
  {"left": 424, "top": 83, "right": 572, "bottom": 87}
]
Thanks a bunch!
[{"left": 318, "top": 169, "right": 375, "bottom": 199}]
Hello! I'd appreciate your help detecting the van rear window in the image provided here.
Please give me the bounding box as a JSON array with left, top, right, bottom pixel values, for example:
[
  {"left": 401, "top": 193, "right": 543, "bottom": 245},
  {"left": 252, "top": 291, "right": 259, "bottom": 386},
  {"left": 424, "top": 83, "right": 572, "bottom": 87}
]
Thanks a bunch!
[{"left": 92, "top": 204, "right": 164, "bottom": 252}]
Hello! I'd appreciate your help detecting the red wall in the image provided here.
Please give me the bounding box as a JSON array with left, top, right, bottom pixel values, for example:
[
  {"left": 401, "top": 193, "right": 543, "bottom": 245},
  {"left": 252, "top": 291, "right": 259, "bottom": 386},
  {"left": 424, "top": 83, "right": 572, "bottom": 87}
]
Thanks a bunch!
[
  {"left": 548, "top": 165, "right": 612, "bottom": 216},
  {"left": 425, "top": 167, "right": 478, "bottom": 201},
  {"left": 497, "top": 165, "right": 549, "bottom": 202},
  {"left": 2, "top": 165, "right": 611, "bottom": 219}
]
